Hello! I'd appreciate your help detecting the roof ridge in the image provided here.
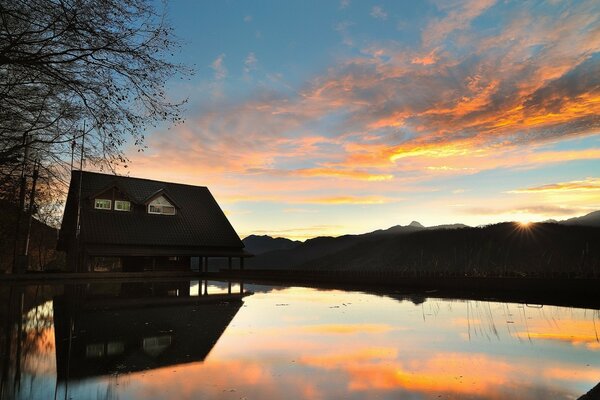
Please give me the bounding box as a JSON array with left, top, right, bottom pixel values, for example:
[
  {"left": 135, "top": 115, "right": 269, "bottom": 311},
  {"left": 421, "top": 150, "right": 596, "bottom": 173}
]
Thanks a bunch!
[{"left": 75, "top": 170, "right": 208, "bottom": 189}]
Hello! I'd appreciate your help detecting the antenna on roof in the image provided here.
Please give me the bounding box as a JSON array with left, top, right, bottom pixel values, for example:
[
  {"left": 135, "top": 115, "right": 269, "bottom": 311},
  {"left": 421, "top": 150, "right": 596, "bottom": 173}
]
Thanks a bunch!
[{"left": 70, "top": 131, "right": 76, "bottom": 171}]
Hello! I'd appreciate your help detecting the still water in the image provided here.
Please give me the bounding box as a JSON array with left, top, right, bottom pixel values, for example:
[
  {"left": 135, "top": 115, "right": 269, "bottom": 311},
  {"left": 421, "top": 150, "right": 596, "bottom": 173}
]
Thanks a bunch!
[{"left": 0, "top": 280, "right": 598, "bottom": 399}]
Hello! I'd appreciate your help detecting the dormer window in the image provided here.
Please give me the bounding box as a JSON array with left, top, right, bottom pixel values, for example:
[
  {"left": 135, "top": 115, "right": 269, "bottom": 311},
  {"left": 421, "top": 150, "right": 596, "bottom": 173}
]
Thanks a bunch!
[
  {"left": 95, "top": 199, "right": 111, "bottom": 210},
  {"left": 147, "top": 195, "right": 176, "bottom": 215},
  {"left": 115, "top": 200, "right": 131, "bottom": 211}
]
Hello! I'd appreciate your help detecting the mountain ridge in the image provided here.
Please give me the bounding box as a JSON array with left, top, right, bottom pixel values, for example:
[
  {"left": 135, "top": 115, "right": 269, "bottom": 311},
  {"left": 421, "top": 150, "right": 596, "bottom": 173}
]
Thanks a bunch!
[{"left": 242, "top": 210, "right": 600, "bottom": 270}]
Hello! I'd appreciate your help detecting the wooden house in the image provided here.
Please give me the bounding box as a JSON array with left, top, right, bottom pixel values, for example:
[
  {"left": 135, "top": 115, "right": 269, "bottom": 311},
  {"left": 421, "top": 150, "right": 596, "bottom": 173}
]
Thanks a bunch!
[{"left": 58, "top": 171, "right": 250, "bottom": 272}]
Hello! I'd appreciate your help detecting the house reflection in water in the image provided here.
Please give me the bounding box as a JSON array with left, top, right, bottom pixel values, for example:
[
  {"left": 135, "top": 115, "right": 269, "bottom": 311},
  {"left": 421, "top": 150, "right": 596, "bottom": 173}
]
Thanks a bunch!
[{"left": 53, "top": 281, "right": 247, "bottom": 382}]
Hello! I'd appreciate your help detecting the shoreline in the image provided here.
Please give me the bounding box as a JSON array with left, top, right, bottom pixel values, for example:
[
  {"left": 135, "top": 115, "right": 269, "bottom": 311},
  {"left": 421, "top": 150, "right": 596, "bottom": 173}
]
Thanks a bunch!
[{"left": 0, "top": 269, "right": 598, "bottom": 309}]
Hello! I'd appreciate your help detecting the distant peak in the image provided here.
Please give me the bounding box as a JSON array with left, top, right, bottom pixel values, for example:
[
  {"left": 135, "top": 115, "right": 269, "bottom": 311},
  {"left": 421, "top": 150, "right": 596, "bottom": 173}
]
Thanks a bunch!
[{"left": 408, "top": 221, "right": 424, "bottom": 228}]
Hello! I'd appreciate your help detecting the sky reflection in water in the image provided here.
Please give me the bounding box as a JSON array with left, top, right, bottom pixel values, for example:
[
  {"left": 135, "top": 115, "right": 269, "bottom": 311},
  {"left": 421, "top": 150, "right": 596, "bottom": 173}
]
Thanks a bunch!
[{"left": 3, "top": 282, "right": 599, "bottom": 400}]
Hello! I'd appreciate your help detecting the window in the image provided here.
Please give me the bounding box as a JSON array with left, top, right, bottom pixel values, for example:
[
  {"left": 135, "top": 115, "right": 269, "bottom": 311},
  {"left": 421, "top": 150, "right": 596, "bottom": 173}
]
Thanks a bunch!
[
  {"left": 162, "top": 205, "right": 176, "bottom": 215},
  {"left": 94, "top": 199, "right": 111, "bottom": 210},
  {"left": 86, "top": 343, "right": 104, "bottom": 358},
  {"left": 114, "top": 200, "right": 131, "bottom": 211},
  {"left": 147, "top": 195, "right": 176, "bottom": 215},
  {"left": 107, "top": 341, "right": 125, "bottom": 356},
  {"left": 143, "top": 335, "right": 172, "bottom": 357}
]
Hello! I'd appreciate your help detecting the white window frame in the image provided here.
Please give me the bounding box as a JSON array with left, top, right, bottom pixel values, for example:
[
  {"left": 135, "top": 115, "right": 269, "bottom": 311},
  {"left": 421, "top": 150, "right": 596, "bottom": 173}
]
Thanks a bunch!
[
  {"left": 148, "top": 204, "right": 162, "bottom": 214},
  {"left": 147, "top": 196, "right": 176, "bottom": 215},
  {"left": 94, "top": 199, "right": 112, "bottom": 210},
  {"left": 114, "top": 200, "right": 131, "bottom": 212}
]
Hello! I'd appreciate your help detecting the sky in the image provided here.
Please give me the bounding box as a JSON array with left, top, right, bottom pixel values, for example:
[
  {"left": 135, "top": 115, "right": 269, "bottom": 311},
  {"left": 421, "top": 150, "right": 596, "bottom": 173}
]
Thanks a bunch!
[{"left": 123, "top": 0, "right": 600, "bottom": 240}]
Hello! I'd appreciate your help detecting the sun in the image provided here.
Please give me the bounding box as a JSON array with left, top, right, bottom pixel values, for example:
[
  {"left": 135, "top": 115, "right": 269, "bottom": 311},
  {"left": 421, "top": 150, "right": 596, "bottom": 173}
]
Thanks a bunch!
[{"left": 517, "top": 221, "right": 532, "bottom": 229}]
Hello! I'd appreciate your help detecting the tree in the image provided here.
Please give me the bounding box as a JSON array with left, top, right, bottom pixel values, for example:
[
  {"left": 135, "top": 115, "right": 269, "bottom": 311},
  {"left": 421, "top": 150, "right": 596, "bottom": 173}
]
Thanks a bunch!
[
  {"left": 0, "top": 0, "right": 189, "bottom": 178},
  {"left": 0, "top": 0, "right": 190, "bottom": 272}
]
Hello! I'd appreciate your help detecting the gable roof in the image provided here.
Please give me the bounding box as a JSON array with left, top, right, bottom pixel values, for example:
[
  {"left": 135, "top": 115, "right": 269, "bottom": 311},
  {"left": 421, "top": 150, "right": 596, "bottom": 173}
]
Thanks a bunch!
[
  {"left": 142, "top": 188, "right": 180, "bottom": 209},
  {"left": 88, "top": 181, "right": 134, "bottom": 203},
  {"left": 60, "top": 171, "right": 244, "bottom": 250}
]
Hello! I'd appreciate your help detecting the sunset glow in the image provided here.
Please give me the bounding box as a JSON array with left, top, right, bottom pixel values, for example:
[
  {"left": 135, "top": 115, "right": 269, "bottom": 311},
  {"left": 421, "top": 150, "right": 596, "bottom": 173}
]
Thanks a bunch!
[
  {"left": 34, "top": 287, "right": 600, "bottom": 400},
  {"left": 117, "top": 0, "right": 600, "bottom": 239}
]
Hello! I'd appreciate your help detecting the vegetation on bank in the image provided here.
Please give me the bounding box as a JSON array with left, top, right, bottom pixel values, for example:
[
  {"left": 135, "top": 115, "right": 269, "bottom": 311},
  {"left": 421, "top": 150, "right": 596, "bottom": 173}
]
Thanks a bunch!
[{"left": 0, "top": 200, "right": 63, "bottom": 273}]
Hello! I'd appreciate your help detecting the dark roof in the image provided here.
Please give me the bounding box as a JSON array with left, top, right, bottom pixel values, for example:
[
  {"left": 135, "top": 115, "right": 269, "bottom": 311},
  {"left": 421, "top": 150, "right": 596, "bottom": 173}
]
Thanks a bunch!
[{"left": 60, "top": 171, "right": 244, "bottom": 251}]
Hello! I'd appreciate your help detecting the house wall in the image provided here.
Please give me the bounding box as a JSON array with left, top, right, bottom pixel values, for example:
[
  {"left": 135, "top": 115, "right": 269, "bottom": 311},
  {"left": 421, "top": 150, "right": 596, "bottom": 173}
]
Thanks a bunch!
[{"left": 121, "top": 256, "right": 191, "bottom": 272}]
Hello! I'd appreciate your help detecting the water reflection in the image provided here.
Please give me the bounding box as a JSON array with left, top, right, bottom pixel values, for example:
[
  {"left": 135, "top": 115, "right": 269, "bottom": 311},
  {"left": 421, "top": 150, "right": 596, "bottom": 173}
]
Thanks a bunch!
[
  {"left": 53, "top": 282, "right": 246, "bottom": 382},
  {"left": 0, "top": 282, "right": 599, "bottom": 399}
]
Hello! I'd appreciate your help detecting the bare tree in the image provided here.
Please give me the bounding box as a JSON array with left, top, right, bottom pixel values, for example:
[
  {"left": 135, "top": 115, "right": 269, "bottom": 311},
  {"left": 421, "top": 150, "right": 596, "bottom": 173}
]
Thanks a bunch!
[
  {"left": 0, "top": 0, "right": 190, "bottom": 272},
  {"left": 0, "top": 0, "right": 190, "bottom": 176}
]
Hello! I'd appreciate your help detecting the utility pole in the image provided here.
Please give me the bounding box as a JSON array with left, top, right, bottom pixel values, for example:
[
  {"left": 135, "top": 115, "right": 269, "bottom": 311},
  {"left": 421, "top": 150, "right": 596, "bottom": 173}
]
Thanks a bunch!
[
  {"left": 12, "top": 134, "right": 30, "bottom": 274},
  {"left": 22, "top": 160, "right": 40, "bottom": 271},
  {"left": 74, "top": 124, "right": 86, "bottom": 272}
]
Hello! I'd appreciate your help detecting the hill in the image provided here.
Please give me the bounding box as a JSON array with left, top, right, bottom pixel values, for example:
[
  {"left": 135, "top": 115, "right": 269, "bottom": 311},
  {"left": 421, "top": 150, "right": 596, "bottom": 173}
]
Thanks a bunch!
[
  {"left": 245, "top": 212, "right": 600, "bottom": 277},
  {"left": 245, "top": 221, "right": 468, "bottom": 268},
  {"left": 242, "top": 235, "right": 301, "bottom": 255},
  {"left": 559, "top": 210, "right": 600, "bottom": 227},
  {"left": 295, "top": 222, "right": 600, "bottom": 277}
]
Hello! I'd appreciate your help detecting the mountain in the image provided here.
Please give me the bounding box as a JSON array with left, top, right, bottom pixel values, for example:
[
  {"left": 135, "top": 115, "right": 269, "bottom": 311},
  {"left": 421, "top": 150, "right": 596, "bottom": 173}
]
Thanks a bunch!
[
  {"left": 368, "top": 221, "right": 468, "bottom": 236},
  {"left": 245, "top": 221, "right": 468, "bottom": 269},
  {"left": 559, "top": 210, "right": 600, "bottom": 227},
  {"left": 296, "top": 222, "right": 600, "bottom": 276},
  {"left": 245, "top": 211, "right": 600, "bottom": 273},
  {"left": 242, "top": 235, "right": 301, "bottom": 255}
]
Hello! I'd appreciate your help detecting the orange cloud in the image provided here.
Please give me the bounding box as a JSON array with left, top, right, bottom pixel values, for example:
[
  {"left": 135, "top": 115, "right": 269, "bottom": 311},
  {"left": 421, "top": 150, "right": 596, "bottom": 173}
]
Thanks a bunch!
[
  {"left": 515, "top": 318, "right": 600, "bottom": 350},
  {"left": 301, "top": 324, "right": 396, "bottom": 335},
  {"left": 411, "top": 49, "right": 439, "bottom": 65},
  {"left": 302, "top": 195, "right": 391, "bottom": 205},
  {"left": 293, "top": 168, "right": 393, "bottom": 181},
  {"left": 116, "top": 0, "right": 600, "bottom": 241},
  {"left": 299, "top": 349, "right": 566, "bottom": 399},
  {"left": 508, "top": 178, "right": 600, "bottom": 194}
]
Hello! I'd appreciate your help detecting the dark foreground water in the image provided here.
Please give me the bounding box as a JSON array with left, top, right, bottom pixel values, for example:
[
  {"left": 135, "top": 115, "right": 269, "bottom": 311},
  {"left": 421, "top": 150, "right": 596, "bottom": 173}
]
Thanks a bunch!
[{"left": 0, "top": 280, "right": 598, "bottom": 400}]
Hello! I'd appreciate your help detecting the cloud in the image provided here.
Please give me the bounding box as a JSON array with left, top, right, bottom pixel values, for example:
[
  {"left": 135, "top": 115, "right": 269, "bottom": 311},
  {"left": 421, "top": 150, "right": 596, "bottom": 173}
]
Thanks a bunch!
[
  {"left": 508, "top": 178, "right": 600, "bottom": 194},
  {"left": 411, "top": 49, "right": 439, "bottom": 65},
  {"left": 422, "top": 0, "right": 496, "bottom": 47},
  {"left": 248, "top": 167, "right": 393, "bottom": 181},
  {"left": 243, "top": 15, "right": 253, "bottom": 22},
  {"left": 282, "top": 208, "right": 319, "bottom": 214},
  {"left": 463, "top": 205, "right": 586, "bottom": 217},
  {"left": 210, "top": 53, "right": 227, "bottom": 80},
  {"left": 128, "top": 0, "right": 600, "bottom": 233},
  {"left": 303, "top": 195, "right": 392, "bottom": 205},
  {"left": 370, "top": 6, "right": 387, "bottom": 20},
  {"left": 339, "top": 0, "right": 350, "bottom": 9},
  {"left": 244, "top": 52, "right": 258, "bottom": 74},
  {"left": 301, "top": 324, "right": 396, "bottom": 335},
  {"left": 335, "top": 21, "right": 354, "bottom": 46}
]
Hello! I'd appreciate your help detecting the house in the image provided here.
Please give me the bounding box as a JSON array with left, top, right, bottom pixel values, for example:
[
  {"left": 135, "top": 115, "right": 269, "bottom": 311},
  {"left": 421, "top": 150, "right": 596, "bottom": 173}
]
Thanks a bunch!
[{"left": 58, "top": 170, "right": 250, "bottom": 272}]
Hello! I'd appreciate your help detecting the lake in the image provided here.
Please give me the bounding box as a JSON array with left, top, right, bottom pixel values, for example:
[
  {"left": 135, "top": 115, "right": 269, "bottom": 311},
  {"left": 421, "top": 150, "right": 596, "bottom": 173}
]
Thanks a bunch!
[{"left": 0, "top": 279, "right": 598, "bottom": 399}]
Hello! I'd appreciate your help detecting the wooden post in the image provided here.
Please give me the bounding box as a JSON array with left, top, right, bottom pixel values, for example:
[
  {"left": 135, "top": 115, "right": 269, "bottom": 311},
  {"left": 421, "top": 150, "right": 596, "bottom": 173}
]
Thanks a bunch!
[
  {"left": 240, "top": 281, "right": 244, "bottom": 294},
  {"left": 205, "top": 257, "right": 209, "bottom": 272},
  {"left": 228, "top": 281, "right": 231, "bottom": 294},
  {"left": 228, "top": 257, "right": 232, "bottom": 270},
  {"left": 203, "top": 279, "right": 208, "bottom": 295}
]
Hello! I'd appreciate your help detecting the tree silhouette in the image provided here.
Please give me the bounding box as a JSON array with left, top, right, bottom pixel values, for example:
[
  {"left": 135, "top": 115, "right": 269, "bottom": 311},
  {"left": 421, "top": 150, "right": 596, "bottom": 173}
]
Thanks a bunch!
[{"left": 1, "top": 0, "right": 190, "bottom": 178}]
